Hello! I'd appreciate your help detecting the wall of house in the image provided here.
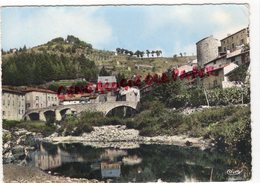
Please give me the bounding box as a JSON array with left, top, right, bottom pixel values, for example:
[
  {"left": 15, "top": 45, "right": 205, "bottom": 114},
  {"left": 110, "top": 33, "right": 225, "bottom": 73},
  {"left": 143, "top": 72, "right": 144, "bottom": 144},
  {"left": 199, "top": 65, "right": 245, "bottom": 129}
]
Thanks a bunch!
[
  {"left": 204, "top": 57, "right": 231, "bottom": 69},
  {"left": 203, "top": 69, "right": 224, "bottom": 89},
  {"left": 25, "top": 92, "right": 59, "bottom": 110},
  {"left": 125, "top": 89, "right": 140, "bottom": 102},
  {"left": 220, "top": 28, "right": 249, "bottom": 53},
  {"left": 2, "top": 92, "right": 25, "bottom": 120}
]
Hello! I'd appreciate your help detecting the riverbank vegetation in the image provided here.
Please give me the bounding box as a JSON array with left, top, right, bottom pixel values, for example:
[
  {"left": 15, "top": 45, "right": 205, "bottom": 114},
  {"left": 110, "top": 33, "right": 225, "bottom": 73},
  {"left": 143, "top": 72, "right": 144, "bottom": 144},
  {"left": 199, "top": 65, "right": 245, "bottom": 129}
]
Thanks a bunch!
[{"left": 3, "top": 104, "right": 250, "bottom": 152}]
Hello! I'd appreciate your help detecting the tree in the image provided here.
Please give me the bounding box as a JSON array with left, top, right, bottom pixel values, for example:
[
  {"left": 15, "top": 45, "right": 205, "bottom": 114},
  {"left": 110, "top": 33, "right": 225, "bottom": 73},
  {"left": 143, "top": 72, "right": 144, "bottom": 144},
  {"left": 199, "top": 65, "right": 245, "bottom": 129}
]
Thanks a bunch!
[
  {"left": 155, "top": 50, "right": 160, "bottom": 57},
  {"left": 23, "top": 45, "right": 27, "bottom": 51},
  {"left": 135, "top": 50, "right": 141, "bottom": 58},
  {"left": 151, "top": 51, "right": 155, "bottom": 57},
  {"left": 140, "top": 51, "right": 144, "bottom": 58},
  {"left": 99, "top": 66, "right": 110, "bottom": 76},
  {"left": 116, "top": 48, "right": 121, "bottom": 54},
  {"left": 179, "top": 53, "right": 183, "bottom": 57},
  {"left": 146, "top": 50, "right": 150, "bottom": 58}
]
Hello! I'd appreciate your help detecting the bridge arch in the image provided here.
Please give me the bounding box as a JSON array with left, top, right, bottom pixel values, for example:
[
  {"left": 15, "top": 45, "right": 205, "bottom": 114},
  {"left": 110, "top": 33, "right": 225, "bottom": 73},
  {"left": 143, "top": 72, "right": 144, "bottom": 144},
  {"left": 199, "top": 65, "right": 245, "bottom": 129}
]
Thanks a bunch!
[
  {"left": 59, "top": 107, "right": 77, "bottom": 120},
  {"left": 44, "top": 110, "right": 56, "bottom": 123},
  {"left": 105, "top": 105, "right": 138, "bottom": 118},
  {"left": 27, "top": 112, "right": 40, "bottom": 121}
]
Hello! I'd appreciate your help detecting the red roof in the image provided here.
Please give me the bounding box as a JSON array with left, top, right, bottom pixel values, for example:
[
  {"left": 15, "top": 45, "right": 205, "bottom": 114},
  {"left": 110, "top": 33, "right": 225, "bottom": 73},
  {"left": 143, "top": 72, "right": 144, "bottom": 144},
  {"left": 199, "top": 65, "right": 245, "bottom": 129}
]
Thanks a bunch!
[{"left": 23, "top": 88, "right": 56, "bottom": 94}]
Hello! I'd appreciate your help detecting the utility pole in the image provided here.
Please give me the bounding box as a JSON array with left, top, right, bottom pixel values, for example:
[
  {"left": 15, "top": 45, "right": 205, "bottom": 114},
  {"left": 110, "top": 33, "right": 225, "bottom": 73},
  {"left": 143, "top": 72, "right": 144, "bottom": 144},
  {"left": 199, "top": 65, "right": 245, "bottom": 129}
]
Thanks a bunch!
[{"left": 204, "top": 88, "right": 210, "bottom": 106}]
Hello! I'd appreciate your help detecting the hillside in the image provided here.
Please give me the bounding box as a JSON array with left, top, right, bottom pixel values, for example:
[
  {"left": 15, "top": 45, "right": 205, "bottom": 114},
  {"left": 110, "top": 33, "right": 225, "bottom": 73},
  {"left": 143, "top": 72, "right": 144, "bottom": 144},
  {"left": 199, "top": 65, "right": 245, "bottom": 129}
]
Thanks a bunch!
[{"left": 2, "top": 35, "right": 196, "bottom": 86}]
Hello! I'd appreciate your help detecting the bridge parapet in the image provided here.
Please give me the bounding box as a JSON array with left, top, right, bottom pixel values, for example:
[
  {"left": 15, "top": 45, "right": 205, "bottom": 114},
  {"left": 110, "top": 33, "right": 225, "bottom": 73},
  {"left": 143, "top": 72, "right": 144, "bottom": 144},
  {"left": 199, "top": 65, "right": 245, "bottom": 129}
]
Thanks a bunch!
[{"left": 24, "top": 101, "right": 139, "bottom": 122}]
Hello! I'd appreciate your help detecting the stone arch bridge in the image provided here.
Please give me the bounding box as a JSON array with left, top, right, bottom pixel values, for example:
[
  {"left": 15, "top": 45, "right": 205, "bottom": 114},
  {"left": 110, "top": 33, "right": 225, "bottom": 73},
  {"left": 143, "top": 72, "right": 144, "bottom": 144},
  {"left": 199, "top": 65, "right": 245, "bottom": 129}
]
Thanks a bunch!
[{"left": 24, "top": 101, "right": 139, "bottom": 122}]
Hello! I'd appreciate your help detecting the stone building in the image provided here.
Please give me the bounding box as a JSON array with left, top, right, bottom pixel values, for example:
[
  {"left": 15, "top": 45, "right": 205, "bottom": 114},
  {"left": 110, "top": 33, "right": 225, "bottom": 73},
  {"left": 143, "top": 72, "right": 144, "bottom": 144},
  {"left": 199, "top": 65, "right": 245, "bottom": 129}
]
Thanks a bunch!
[
  {"left": 119, "top": 87, "right": 140, "bottom": 102},
  {"left": 97, "top": 76, "right": 117, "bottom": 93},
  {"left": 202, "top": 67, "right": 224, "bottom": 89},
  {"left": 202, "top": 63, "right": 239, "bottom": 89},
  {"left": 2, "top": 87, "right": 25, "bottom": 121},
  {"left": 204, "top": 55, "right": 230, "bottom": 69},
  {"left": 196, "top": 35, "right": 220, "bottom": 67},
  {"left": 226, "top": 49, "right": 250, "bottom": 66},
  {"left": 220, "top": 27, "right": 249, "bottom": 53},
  {"left": 24, "top": 88, "right": 59, "bottom": 110}
]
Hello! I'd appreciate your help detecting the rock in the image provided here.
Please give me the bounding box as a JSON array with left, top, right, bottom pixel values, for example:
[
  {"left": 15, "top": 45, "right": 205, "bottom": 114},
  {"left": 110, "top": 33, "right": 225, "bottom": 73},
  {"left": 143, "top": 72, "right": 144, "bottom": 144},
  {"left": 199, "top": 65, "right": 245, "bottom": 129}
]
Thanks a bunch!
[
  {"left": 14, "top": 129, "right": 28, "bottom": 136},
  {"left": 3, "top": 130, "right": 12, "bottom": 144},
  {"left": 49, "top": 132, "right": 59, "bottom": 138},
  {"left": 12, "top": 145, "right": 25, "bottom": 159},
  {"left": 18, "top": 159, "right": 27, "bottom": 166},
  {"left": 185, "top": 140, "right": 193, "bottom": 146},
  {"left": 16, "top": 133, "right": 37, "bottom": 147}
]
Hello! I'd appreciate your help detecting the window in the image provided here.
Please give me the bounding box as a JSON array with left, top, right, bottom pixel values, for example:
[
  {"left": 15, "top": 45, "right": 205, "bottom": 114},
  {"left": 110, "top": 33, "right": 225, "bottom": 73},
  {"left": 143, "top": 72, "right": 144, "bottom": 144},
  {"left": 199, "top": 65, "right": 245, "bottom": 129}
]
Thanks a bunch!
[
  {"left": 213, "top": 61, "right": 216, "bottom": 64},
  {"left": 3, "top": 111, "right": 5, "bottom": 116},
  {"left": 241, "top": 39, "right": 244, "bottom": 44},
  {"left": 52, "top": 97, "right": 54, "bottom": 101},
  {"left": 36, "top": 96, "right": 39, "bottom": 100},
  {"left": 48, "top": 96, "right": 50, "bottom": 101},
  {"left": 26, "top": 103, "right": 31, "bottom": 109},
  {"left": 231, "top": 58, "right": 235, "bottom": 62},
  {"left": 3, "top": 99, "right": 5, "bottom": 106},
  {"left": 232, "top": 43, "right": 235, "bottom": 49},
  {"left": 224, "top": 47, "right": 226, "bottom": 52},
  {"left": 8, "top": 100, "right": 10, "bottom": 106}
]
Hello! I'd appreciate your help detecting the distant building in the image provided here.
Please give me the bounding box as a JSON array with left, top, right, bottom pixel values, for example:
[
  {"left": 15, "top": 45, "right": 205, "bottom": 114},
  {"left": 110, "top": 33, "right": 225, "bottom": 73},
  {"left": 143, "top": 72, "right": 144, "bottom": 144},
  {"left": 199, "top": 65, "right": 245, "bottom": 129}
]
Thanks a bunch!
[
  {"left": 226, "top": 48, "right": 250, "bottom": 66},
  {"left": 204, "top": 55, "right": 229, "bottom": 69},
  {"left": 2, "top": 87, "right": 25, "bottom": 121},
  {"left": 23, "top": 88, "right": 59, "bottom": 110},
  {"left": 202, "top": 63, "right": 239, "bottom": 89},
  {"left": 196, "top": 35, "right": 220, "bottom": 67},
  {"left": 60, "top": 93, "right": 98, "bottom": 105},
  {"left": 220, "top": 27, "right": 249, "bottom": 53},
  {"left": 10, "top": 48, "right": 17, "bottom": 53},
  {"left": 135, "top": 64, "right": 154, "bottom": 70},
  {"left": 222, "top": 63, "right": 241, "bottom": 88},
  {"left": 97, "top": 76, "right": 117, "bottom": 92},
  {"left": 202, "top": 66, "right": 225, "bottom": 89},
  {"left": 119, "top": 87, "right": 140, "bottom": 102}
]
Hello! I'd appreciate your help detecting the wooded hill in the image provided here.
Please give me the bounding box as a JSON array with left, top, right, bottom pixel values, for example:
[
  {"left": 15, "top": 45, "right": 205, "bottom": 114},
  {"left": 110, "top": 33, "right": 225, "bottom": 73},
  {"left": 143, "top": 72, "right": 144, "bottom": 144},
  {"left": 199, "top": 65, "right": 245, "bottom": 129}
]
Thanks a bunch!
[{"left": 2, "top": 35, "right": 195, "bottom": 86}]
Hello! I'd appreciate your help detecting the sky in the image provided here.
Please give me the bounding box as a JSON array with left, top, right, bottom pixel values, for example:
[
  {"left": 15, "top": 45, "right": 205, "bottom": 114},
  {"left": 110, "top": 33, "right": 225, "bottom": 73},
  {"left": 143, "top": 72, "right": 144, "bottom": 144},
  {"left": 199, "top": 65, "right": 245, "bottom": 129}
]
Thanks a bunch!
[{"left": 1, "top": 5, "right": 249, "bottom": 56}]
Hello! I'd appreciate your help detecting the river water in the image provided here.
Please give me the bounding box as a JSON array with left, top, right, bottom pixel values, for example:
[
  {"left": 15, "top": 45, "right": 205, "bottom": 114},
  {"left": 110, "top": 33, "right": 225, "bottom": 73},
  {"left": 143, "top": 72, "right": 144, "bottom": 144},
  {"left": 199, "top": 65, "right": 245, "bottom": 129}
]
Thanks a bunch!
[{"left": 27, "top": 142, "right": 251, "bottom": 182}]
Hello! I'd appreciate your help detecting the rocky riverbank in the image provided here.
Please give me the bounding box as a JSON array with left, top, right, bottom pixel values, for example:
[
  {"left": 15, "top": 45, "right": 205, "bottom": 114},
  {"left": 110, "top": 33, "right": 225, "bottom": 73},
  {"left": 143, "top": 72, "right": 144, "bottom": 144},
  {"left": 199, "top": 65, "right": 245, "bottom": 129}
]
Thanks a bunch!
[
  {"left": 3, "top": 128, "right": 43, "bottom": 164},
  {"left": 3, "top": 164, "right": 105, "bottom": 183},
  {"left": 45, "top": 125, "right": 212, "bottom": 150},
  {"left": 3, "top": 125, "right": 213, "bottom": 182}
]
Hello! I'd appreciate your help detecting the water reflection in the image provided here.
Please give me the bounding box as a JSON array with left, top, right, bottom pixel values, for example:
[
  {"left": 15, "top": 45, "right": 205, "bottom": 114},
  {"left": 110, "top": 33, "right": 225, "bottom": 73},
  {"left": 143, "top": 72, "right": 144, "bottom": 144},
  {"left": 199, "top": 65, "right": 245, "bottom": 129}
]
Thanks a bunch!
[{"left": 28, "top": 142, "right": 251, "bottom": 182}]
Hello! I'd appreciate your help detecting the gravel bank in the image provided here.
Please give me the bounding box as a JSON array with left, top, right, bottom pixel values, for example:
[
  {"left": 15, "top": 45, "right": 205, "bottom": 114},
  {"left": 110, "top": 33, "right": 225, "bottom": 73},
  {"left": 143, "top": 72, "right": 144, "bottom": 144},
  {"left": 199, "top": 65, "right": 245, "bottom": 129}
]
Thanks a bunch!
[
  {"left": 45, "top": 125, "right": 212, "bottom": 150},
  {"left": 3, "top": 164, "right": 104, "bottom": 183}
]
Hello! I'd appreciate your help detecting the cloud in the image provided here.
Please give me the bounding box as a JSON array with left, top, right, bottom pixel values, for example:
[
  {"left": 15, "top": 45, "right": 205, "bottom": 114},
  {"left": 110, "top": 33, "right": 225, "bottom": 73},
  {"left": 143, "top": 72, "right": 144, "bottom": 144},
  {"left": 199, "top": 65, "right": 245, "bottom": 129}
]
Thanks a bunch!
[
  {"left": 212, "top": 10, "right": 232, "bottom": 25},
  {"left": 2, "top": 7, "right": 113, "bottom": 49}
]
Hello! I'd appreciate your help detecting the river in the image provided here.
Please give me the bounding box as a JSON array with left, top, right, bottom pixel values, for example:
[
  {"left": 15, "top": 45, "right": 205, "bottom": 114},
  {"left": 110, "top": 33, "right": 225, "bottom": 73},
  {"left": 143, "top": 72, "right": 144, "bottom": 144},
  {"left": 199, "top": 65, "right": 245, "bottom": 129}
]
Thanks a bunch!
[{"left": 26, "top": 142, "right": 251, "bottom": 182}]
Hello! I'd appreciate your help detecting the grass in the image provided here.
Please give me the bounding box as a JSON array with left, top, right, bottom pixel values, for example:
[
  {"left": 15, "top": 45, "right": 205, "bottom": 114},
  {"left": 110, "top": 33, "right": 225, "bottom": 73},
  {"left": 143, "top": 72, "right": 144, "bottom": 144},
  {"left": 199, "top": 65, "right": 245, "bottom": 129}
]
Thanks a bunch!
[{"left": 3, "top": 120, "right": 56, "bottom": 136}]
